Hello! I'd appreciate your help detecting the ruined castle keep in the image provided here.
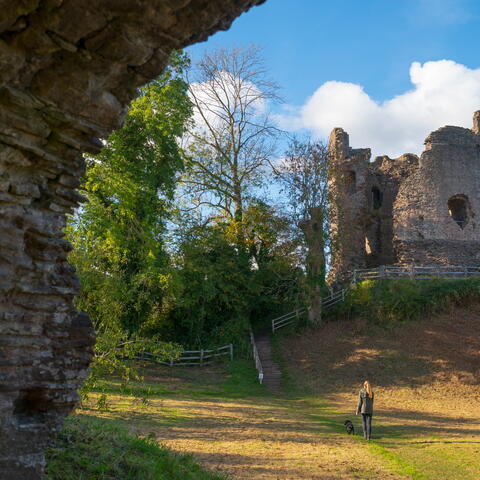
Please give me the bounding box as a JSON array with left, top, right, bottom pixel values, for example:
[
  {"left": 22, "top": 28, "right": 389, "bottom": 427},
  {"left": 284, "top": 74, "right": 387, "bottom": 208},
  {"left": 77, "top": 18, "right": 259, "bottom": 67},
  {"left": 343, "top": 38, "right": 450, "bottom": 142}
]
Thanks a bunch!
[
  {"left": 328, "top": 111, "right": 480, "bottom": 281},
  {"left": 0, "top": 2, "right": 263, "bottom": 478}
]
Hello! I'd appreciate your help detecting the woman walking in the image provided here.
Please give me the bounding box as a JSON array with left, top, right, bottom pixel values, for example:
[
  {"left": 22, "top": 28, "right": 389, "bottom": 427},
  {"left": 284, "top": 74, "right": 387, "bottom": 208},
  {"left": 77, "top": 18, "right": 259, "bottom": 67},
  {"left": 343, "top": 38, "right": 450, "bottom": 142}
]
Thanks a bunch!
[{"left": 356, "top": 380, "right": 374, "bottom": 440}]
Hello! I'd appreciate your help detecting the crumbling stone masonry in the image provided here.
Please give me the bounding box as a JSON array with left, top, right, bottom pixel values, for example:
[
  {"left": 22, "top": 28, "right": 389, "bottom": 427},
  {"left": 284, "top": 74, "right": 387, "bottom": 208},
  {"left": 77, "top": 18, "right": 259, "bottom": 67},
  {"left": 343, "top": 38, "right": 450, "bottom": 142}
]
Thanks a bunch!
[
  {"left": 329, "top": 111, "right": 480, "bottom": 282},
  {"left": 0, "top": 1, "right": 263, "bottom": 478}
]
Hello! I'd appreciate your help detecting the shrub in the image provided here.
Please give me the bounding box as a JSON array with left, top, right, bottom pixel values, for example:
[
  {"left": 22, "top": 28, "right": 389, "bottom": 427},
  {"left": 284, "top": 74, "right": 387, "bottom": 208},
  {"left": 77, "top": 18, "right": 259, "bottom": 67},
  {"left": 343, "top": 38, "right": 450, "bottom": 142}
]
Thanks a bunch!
[{"left": 330, "top": 278, "right": 480, "bottom": 324}]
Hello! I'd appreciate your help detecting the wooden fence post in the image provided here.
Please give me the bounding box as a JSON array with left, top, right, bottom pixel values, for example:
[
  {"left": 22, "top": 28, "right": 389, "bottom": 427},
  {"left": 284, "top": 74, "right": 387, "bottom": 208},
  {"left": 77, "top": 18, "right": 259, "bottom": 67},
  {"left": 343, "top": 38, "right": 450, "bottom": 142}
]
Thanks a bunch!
[
  {"left": 200, "top": 349, "right": 204, "bottom": 366},
  {"left": 169, "top": 358, "right": 173, "bottom": 367},
  {"left": 352, "top": 269, "right": 357, "bottom": 284},
  {"left": 409, "top": 264, "right": 414, "bottom": 279},
  {"left": 229, "top": 344, "right": 233, "bottom": 361},
  {"left": 379, "top": 265, "right": 385, "bottom": 278},
  {"left": 464, "top": 266, "right": 468, "bottom": 278}
]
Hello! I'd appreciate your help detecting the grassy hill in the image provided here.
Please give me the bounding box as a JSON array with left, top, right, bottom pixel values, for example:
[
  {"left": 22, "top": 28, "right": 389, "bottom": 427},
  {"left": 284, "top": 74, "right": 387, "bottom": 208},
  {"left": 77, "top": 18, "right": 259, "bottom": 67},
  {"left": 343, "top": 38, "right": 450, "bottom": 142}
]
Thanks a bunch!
[
  {"left": 276, "top": 281, "right": 480, "bottom": 480},
  {"left": 45, "top": 279, "right": 480, "bottom": 480}
]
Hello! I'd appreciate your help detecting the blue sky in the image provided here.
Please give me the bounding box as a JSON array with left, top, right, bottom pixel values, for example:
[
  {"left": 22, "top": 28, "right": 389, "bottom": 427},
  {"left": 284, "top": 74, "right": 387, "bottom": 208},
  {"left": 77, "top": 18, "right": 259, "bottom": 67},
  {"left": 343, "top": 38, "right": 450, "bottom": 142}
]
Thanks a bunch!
[{"left": 187, "top": 0, "right": 480, "bottom": 157}]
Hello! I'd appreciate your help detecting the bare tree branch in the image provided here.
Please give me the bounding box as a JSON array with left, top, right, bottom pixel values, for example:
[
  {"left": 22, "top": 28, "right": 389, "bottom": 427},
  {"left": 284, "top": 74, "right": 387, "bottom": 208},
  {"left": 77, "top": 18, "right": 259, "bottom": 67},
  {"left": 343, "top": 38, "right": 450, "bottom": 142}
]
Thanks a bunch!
[{"left": 182, "top": 45, "right": 282, "bottom": 242}]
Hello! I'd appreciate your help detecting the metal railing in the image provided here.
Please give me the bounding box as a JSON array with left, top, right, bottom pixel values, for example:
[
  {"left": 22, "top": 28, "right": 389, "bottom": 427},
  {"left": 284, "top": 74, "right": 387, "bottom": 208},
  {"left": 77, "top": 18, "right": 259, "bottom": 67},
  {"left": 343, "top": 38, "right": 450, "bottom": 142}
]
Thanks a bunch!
[
  {"left": 250, "top": 329, "right": 264, "bottom": 383},
  {"left": 136, "top": 344, "right": 233, "bottom": 366},
  {"left": 271, "top": 308, "right": 305, "bottom": 333},
  {"left": 270, "top": 264, "right": 480, "bottom": 335},
  {"left": 322, "top": 288, "right": 346, "bottom": 309}
]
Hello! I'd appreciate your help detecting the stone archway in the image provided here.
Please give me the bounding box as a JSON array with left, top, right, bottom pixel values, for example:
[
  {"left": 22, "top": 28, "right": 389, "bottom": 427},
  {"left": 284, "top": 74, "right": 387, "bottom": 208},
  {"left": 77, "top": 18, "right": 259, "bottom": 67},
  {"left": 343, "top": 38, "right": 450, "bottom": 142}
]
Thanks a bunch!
[{"left": 0, "top": 1, "right": 264, "bottom": 477}]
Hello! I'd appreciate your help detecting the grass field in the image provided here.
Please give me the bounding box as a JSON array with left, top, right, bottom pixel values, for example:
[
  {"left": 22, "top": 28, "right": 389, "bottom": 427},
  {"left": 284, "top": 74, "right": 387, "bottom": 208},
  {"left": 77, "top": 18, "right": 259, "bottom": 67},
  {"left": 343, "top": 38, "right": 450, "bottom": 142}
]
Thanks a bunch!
[
  {"left": 75, "top": 361, "right": 409, "bottom": 479},
  {"left": 277, "top": 304, "right": 480, "bottom": 480},
  {"left": 48, "top": 302, "right": 480, "bottom": 479}
]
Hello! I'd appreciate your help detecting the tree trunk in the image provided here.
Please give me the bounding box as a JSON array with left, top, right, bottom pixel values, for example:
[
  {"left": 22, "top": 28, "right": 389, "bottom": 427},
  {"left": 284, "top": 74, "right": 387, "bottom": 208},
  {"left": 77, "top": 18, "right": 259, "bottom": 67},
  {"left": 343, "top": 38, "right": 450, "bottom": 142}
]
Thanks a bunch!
[
  {"left": 232, "top": 163, "right": 245, "bottom": 248},
  {"left": 299, "top": 206, "right": 326, "bottom": 325}
]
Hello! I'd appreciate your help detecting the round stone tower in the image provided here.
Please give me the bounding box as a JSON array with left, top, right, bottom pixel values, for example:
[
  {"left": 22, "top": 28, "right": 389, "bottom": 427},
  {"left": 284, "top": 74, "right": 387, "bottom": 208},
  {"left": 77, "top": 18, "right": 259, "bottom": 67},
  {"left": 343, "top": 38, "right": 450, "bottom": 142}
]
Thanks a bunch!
[
  {"left": 393, "top": 111, "right": 480, "bottom": 265},
  {"left": 328, "top": 110, "right": 480, "bottom": 281}
]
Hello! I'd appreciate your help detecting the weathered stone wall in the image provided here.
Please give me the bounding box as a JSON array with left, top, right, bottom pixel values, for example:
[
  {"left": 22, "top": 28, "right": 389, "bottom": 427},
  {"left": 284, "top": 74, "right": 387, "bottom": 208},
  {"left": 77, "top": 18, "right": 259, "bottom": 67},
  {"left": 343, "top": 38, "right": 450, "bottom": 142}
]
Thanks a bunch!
[
  {"left": 369, "top": 153, "right": 418, "bottom": 266},
  {"left": 0, "top": 1, "right": 263, "bottom": 478},
  {"left": 328, "top": 128, "right": 371, "bottom": 282},
  {"left": 394, "top": 122, "right": 480, "bottom": 264},
  {"left": 328, "top": 111, "right": 480, "bottom": 281}
]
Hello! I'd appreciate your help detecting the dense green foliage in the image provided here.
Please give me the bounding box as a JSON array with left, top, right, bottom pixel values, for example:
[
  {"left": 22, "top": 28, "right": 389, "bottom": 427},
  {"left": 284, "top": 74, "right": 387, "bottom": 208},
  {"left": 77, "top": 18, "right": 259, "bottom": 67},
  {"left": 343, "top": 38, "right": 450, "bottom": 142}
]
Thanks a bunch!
[
  {"left": 67, "top": 52, "right": 192, "bottom": 394},
  {"left": 45, "top": 416, "right": 225, "bottom": 480},
  {"left": 67, "top": 49, "right": 309, "bottom": 378},
  {"left": 333, "top": 278, "right": 480, "bottom": 323},
  {"left": 69, "top": 52, "right": 192, "bottom": 336},
  {"left": 166, "top": 204, "right": 304, "bottom": 348},
  {"left": 167, "top": 223, "right": 252, "bottom": 348}
]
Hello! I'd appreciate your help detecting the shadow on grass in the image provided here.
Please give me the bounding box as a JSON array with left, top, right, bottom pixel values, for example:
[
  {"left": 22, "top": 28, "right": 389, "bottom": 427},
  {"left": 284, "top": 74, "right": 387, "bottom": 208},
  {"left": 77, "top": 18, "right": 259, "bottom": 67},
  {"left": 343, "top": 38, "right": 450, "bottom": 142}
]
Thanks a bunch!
[
  {"left": 91, "top": 397, "right": 330, "bottom": 443},
  {"left": 46, "top": 414, "right": 227, "bottom": 480},
  {"left": 302, "top": 400, "right": 480, "bottom": 442}
]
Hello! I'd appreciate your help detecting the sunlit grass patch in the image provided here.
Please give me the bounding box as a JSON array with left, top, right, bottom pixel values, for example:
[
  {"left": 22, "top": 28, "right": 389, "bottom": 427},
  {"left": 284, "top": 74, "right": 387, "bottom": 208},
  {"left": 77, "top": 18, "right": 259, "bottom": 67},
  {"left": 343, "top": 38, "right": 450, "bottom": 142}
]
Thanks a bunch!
[
  {"left": 45, "top": 415, "right": 226, "bottom": 480},
  {"left": 72, "top": 359, "right": 407, "bottom": 480},
  {"left": 368, "top": 443, "right": 427, "bottom": 480}
]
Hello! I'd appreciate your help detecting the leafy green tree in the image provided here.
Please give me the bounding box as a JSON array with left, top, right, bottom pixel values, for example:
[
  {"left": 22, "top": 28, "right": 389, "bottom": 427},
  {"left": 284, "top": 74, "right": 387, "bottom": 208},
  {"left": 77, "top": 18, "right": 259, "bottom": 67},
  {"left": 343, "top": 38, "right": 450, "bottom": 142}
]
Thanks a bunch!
[
  {"left": 69, "top": 51, "right": 192, "bottom": 335},
  {"left": 166, "top": 221, "right": 252, "bottom": 348},
  {"left": 68, "top": 52, "right": 192, "bottom": 394},
  {"left": 166, "top": 47, "right": 307, "bottom": 341},
  {"left": 166, "top": 203, "right": 304, "bottom": 345},
  {"left": 69, "top": 47, "right": 304, "bottom": 373},
  {"left": 81, "top": 327, "right": 181, "bottom": 404}
]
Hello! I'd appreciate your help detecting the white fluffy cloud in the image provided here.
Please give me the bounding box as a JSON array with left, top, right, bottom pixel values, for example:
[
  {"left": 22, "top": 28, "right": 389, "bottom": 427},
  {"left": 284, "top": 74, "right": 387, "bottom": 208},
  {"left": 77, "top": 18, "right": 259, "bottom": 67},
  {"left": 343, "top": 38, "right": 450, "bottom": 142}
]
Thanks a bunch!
[
  {"left": 188, "top": 71, "right": 266, "bottom": 135},
  {"left": 280, "top": 60, "right": 480, "bottom": 158}
]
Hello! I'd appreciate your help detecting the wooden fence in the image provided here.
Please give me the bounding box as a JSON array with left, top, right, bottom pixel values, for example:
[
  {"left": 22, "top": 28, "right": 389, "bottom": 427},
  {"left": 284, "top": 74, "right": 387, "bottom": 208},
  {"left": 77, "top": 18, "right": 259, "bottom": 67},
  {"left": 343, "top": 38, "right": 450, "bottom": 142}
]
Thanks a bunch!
[
  {"left": 353, "top": 265, "right": 480, "bottom": 282},
  {"left": 136, "top": 344, "right": 233, "bottom": 366},
  {"left": 250, "top": 329, "right": 264, "bottom": 384}
]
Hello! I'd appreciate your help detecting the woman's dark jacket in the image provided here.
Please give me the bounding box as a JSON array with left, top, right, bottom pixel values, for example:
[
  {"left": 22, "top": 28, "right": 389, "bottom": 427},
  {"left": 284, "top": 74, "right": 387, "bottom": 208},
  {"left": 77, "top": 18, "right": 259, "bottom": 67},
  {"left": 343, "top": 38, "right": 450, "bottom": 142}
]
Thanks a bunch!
[{"left": 356, "top": 388, "right": 374, "bottom": 415}]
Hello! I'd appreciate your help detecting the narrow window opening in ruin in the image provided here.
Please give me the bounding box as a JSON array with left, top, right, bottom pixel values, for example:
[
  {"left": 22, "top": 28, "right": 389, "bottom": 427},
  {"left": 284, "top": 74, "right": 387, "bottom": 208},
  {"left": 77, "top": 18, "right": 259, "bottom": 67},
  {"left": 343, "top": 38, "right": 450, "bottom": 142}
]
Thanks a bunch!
[
  {"left": 371, "top": 187, "right": 383, "bottom": 209},
  {"left": 447, "top": 194, "right": 470, "bottom": 229},
  {"left": 365, "top": 236, "right": 372, "bottom": 254},
  {"left": 346, "top": 170, "right": 356, "bottom": 194}
]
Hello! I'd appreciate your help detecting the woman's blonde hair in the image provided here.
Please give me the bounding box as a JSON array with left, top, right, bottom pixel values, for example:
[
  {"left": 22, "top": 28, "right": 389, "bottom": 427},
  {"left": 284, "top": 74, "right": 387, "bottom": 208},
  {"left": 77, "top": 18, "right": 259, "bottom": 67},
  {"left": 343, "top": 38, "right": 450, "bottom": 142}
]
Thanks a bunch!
[{"left": 364, "top": 380, "right": 373, "bottom": 398}]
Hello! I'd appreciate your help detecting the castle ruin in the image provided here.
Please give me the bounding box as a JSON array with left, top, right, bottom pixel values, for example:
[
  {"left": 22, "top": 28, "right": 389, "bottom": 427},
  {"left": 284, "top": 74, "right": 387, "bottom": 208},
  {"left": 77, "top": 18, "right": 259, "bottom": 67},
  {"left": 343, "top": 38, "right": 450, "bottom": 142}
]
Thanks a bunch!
[{"left": 328, "top": 111, "right": 480, "bottom": 282}]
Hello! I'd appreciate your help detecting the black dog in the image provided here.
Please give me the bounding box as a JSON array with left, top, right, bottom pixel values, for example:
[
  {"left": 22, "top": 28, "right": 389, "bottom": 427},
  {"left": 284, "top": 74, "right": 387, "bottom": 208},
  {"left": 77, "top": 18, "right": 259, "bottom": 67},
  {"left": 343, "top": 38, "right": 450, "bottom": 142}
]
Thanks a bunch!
[{"left": 344, "top": 419, "right": 355, "bottom": 435}]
